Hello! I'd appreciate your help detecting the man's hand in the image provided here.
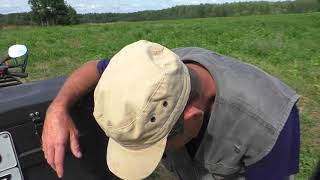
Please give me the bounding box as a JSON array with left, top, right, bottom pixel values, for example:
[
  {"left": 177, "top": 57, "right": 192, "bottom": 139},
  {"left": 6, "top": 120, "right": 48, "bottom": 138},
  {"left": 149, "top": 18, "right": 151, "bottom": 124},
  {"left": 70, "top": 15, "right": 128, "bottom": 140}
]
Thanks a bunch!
[
  {"left": 42, "top": 105, "right": 82, "bottom": 178},
  {"left": 41, "top": 60, "right": 100, "bottom": 178}
]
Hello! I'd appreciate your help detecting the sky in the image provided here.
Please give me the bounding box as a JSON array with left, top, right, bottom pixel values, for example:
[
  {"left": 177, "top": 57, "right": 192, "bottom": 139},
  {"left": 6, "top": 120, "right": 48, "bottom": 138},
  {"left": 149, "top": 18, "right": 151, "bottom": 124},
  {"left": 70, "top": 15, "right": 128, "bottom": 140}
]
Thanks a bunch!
[{"left": 1, "top": 0, "right": 286, "bottom": 14}]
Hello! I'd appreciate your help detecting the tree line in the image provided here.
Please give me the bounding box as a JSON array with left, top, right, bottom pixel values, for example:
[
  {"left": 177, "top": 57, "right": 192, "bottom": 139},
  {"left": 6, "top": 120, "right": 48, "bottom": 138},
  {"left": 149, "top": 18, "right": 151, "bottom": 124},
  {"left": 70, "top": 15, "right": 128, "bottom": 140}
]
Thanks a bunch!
[
  {"left": 78, "top": 0, "right": 320, "bottom": 23},
  {"left": 0, "top": 0, "right": 319, "bottom": 26}
]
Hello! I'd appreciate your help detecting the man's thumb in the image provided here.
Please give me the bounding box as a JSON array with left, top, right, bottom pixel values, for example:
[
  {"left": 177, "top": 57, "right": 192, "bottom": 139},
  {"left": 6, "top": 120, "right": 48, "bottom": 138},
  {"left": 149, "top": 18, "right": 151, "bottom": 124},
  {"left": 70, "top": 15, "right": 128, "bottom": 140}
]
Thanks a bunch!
[{"left": 70, "top": 133, "right": 82, "bottom": 158}]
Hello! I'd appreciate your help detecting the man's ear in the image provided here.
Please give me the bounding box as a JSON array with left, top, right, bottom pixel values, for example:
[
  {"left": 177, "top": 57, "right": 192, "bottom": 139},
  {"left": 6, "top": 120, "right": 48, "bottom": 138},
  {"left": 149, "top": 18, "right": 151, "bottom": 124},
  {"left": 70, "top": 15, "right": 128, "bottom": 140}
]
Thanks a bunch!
[
  {"left": 165, "top": 105, "right": 204, "bottom": 150},
  {"left": 183, "top": 104, "right": 204, "bottom": 139}
]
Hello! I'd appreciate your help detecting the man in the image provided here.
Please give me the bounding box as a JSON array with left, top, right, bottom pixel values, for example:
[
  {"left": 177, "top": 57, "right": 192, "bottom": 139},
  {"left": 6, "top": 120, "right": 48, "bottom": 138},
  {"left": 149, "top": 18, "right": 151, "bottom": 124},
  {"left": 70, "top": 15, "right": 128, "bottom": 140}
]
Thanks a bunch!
[{"left": 42, "top": 40, "right": 300, "bottom": 179}]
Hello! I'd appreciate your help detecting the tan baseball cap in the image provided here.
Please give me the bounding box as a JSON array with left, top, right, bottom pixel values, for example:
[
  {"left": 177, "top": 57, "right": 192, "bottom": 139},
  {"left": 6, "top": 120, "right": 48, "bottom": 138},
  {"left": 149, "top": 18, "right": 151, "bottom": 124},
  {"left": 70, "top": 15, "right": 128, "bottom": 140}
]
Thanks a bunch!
[{"left": 93, "top": 40, "right": 190, "bottom": 179}]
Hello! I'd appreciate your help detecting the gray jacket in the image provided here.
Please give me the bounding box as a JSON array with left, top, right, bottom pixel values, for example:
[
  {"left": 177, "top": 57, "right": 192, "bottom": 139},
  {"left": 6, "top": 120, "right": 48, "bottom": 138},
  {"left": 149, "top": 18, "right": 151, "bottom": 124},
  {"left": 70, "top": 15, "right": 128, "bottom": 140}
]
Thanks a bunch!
[{"left": 171, "top": 47, "right": 300, "bottom": 178}]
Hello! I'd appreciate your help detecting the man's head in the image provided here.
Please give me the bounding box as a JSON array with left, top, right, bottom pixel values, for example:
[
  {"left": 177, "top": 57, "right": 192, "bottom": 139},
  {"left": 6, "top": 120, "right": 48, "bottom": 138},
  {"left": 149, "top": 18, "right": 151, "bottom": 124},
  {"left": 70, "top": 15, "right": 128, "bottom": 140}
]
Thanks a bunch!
[
  {"left": 166, "top": 66, "right": 205, "bottom": 150},
  {"left": 93, "top": 40, "right": 192, "bottom": 179}
]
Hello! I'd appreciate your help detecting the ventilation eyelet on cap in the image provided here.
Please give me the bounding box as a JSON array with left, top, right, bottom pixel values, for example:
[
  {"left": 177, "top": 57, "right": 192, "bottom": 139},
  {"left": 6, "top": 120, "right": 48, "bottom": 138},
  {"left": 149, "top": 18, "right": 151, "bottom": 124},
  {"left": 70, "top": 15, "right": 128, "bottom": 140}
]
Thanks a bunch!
[
  {"left": 162, "top": 101, "right": 168, "bottom": 107},
  {"left": 150, "top": 116, "right": 156, "bottom": 122}
]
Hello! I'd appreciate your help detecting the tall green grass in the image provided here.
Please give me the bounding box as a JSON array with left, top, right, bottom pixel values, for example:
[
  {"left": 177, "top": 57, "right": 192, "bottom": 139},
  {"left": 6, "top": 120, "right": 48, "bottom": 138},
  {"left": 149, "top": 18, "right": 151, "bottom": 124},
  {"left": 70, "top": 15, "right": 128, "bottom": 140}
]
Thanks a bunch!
[{"left": 1, "top": 13, "right": 319, "bottom": 179}]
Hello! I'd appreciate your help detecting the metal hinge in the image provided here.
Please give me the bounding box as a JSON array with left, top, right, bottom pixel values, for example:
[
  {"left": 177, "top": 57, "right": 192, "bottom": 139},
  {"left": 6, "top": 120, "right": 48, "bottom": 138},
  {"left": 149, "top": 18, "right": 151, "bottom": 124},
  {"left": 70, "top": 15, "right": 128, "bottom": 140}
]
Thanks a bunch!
[{"left": 29, "top": 112, "right": 43, "bottom": 137}]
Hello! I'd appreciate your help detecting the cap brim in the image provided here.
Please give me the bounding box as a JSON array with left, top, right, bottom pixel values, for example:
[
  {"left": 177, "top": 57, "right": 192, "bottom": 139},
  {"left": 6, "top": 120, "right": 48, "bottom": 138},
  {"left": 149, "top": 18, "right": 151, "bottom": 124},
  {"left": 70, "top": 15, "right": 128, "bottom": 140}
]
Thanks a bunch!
[{"left": 107, "top": 135, "right": 168, "bottom": 179}]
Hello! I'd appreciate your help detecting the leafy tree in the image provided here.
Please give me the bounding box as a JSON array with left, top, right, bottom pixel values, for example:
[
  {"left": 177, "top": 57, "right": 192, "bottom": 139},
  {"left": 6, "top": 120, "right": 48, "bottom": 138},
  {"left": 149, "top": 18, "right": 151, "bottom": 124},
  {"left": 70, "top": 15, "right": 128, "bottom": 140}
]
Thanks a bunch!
[
  {"left": 28, "top": 0, "right": 78, "bottom": 25},
  {"left": 28, "top": 0, "right": 49, "bottom": 25}
]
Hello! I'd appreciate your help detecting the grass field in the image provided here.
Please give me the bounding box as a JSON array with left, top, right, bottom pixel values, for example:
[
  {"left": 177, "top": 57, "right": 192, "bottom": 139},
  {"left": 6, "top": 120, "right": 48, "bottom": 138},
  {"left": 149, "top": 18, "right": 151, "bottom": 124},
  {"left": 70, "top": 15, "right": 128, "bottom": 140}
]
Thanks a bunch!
[{"left": 1, "top": 12, "right": 319, "bottom": 179}]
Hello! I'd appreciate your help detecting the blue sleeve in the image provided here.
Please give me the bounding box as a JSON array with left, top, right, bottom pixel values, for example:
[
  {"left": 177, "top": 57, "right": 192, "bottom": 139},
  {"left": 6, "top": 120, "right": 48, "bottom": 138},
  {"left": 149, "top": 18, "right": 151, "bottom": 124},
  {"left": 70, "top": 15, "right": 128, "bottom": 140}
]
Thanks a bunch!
[
  {"left": 245, "top": 104, "right": 300, "bottom": 180},
  {"left": 97, "top": 59, "right": 110, "bottom": 76}
]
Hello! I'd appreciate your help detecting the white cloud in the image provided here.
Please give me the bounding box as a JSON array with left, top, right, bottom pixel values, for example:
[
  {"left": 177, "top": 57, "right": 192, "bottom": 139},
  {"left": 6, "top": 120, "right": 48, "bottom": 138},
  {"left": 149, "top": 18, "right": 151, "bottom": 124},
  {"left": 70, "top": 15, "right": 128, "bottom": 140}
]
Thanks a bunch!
[
  {"left": 1, "top": 0, "right": 30, "bottom": 14},
  {"left": 191, "top": 1, "right": 200, "bottom": 4},
  {"left": 0, "top": 0, "right": 288, "bottom": 14}
]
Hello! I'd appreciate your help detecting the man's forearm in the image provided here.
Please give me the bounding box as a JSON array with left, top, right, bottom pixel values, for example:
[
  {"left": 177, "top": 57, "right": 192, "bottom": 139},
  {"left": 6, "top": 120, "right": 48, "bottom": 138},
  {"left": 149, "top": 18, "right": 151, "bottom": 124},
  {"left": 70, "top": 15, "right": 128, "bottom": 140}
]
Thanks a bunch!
[{"left": 50, "top": 60, "right": 100, "bottom": 110}]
